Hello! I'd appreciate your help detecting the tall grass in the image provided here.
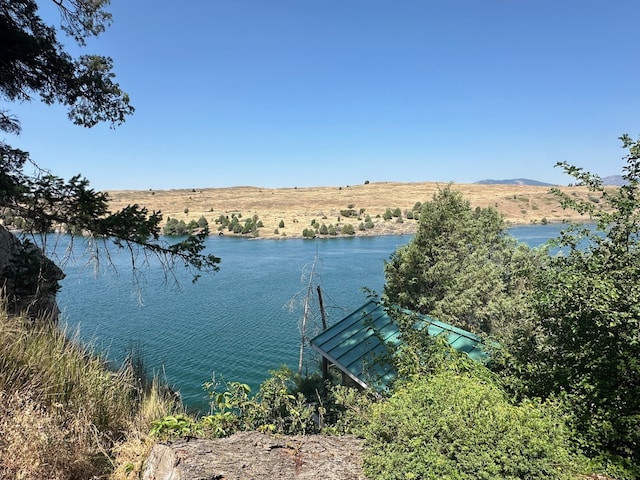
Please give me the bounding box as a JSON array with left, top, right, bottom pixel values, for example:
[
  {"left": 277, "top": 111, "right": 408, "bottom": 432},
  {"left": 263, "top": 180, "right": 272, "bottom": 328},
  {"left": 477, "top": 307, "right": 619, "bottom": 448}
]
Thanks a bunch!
[{"left": 0, "top": 305, "right": 179, "bottom": 479}]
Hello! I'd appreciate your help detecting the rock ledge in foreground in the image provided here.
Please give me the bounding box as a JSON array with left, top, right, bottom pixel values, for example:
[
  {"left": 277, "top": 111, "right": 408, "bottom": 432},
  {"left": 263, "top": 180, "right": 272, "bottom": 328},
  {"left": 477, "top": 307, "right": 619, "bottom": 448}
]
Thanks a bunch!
[{"left": 142, "top": 431, "right": 364, "bottom": 480}]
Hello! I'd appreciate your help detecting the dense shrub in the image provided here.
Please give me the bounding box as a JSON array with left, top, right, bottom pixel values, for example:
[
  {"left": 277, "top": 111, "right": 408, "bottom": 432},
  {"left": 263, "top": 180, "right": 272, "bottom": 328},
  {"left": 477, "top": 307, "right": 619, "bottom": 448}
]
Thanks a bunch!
[
  {"left": 163, "top": 217, "right": 192, "bottom": 235},
  {"left": 340, "top": 209, "right": 357, "bottom": 217},
  {"left": 197, "top": 215, "right": 208, "bottom": 228},
  {"left": 364, "top": 215, "right": 375, "bottom": 229},
  {"left": 363, "top": 364, "right": 580, "bottom": 480},
  {"left": 198, "top": 368, "right": 324, "bottom": 437},
  {"left": 228, "top": 216, "right": 240, "bottom": 232},
  {"left": 341, "top": 223, "right": 355, "bottom": 235}
]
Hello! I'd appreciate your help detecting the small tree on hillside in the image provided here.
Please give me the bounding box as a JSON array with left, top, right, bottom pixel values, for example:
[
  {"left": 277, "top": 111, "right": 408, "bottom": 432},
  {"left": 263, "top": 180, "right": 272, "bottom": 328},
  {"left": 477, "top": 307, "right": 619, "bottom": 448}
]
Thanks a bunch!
[
  {"left": 197, "top": 216, "right": 208, "bottom": 228},
  {"left": 341, "top": 223, "right": 355, "bottom": 235}
]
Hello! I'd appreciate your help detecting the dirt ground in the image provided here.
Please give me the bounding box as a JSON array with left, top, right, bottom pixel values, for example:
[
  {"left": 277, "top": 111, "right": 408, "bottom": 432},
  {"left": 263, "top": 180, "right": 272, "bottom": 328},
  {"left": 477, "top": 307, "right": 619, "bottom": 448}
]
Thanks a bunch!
[{"left": 105, "top": 182, "right": 598, "bottom": 239}]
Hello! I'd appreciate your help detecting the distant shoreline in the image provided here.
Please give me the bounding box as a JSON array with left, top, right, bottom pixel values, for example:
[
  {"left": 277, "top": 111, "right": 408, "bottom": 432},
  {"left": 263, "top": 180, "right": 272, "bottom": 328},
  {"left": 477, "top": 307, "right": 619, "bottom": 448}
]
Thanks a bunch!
[{"left": 103, "top": 182, "right": 600, "bottom": 241}]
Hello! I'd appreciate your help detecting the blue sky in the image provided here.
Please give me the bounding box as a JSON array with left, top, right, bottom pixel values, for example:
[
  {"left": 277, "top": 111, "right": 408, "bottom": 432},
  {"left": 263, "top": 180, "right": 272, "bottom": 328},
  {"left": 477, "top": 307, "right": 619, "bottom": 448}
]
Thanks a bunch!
[{"left": 9, "top": 0, "right": 640, "bottom": 190}]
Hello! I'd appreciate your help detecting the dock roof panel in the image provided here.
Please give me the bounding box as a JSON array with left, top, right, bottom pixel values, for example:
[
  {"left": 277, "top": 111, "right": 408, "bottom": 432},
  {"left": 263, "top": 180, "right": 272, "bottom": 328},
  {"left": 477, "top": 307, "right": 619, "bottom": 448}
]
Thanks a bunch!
[{"left": 310, "top": 300, "right": 488, "bottom": 390}]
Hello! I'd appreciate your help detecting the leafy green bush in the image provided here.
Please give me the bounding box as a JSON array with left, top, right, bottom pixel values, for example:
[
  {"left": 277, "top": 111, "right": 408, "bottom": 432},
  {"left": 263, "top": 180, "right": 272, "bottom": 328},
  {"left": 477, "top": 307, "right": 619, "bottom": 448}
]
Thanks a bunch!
[
  {"left": 249, "top": 368, "right": 317, "bottom": 434},
  {"left": 150, "top": 414, "right": 201, "bottom": 438},
  {"left": 322, "top": 384, "right": 375, "bottom": 435},
  {"left": 201, "top": 368, "right": 320, "bottom": 436},
  {"left": 363, "top": 365, "right": 580, "bottom": 480},
  {"left": 501, "top": 139, "right": 640, "bottom": 473}
]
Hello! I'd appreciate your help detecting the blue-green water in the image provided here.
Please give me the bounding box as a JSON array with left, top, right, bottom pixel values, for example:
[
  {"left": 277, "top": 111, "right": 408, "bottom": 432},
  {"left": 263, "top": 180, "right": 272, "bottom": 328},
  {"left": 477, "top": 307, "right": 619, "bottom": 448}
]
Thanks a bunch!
[{"left": 56, "top": 224, "right": 566, "bottom": 411}]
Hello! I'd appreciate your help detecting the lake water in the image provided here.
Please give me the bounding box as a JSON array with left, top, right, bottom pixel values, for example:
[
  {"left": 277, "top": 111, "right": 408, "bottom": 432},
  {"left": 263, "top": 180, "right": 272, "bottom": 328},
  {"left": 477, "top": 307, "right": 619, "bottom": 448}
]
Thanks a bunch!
[{"left": 56, "top": 223, "right": 569, "bottom": 411}]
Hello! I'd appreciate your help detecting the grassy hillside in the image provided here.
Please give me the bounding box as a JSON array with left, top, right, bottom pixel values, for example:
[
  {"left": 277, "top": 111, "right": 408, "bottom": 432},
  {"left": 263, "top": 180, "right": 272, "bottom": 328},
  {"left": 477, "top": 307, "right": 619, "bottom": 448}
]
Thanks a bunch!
[{"left": 105, "top": 182, "right": 601, "bottom": 239}]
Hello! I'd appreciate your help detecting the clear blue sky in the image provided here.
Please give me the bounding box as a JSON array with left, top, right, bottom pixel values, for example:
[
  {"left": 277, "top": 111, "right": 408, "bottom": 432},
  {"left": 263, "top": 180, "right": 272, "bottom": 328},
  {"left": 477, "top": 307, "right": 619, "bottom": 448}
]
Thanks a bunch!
[{"left": 10, "top": 0, "right": 640, "bottom": 191}]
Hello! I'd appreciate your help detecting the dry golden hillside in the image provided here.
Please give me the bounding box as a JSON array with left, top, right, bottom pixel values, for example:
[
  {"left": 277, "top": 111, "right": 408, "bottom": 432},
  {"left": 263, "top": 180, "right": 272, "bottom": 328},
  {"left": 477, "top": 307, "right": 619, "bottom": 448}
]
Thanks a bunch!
[{"left": 105, "top": 182, "right": 600, "bottom": 239}]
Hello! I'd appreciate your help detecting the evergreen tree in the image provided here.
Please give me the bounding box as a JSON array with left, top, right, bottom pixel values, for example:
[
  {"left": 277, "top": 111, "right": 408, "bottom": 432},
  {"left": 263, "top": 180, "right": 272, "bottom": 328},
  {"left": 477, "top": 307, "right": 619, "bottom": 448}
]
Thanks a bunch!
[
  {"left": 341, "top": 223, "right": 355, "bottom": 235},
  {"left": 383, "top": 186, "right": 535, "bottom": 335},
  {"left": 197, "top": 215, "right": 209, "bottom": 228}
]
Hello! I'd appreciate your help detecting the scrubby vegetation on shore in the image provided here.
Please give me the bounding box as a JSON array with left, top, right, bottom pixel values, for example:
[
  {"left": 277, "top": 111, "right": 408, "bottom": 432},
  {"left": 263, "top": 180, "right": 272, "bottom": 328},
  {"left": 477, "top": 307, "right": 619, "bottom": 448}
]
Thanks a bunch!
[{"left": 102, "top": 182, "right": 606, "bottom": 240}]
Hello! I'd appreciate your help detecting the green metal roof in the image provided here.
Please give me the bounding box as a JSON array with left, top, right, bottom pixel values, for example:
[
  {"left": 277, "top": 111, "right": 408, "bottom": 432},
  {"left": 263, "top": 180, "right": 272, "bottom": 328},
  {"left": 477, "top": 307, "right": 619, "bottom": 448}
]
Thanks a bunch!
[{"left": 310, "top": 300, "right": 488, "bottom": 391}]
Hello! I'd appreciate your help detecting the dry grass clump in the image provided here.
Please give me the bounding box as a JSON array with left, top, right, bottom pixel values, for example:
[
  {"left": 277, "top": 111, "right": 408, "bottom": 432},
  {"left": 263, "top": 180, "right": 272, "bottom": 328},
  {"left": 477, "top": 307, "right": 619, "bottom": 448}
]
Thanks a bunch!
[
  {"left": 0, "top": 306, "right": 178, "bottom": 479},
  {"left": 0, "top": 390, "right": 101, "bottom": 479}
]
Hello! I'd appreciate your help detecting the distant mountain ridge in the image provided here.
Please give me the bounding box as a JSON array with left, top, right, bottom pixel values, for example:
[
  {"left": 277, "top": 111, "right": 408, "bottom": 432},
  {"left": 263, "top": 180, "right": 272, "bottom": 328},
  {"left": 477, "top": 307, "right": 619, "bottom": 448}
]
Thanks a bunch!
[
  {"left": 475, "top": 178, "right": 556, "bottom": 187},
  {"left": 476, "top": 176, "right": 624, "bottom": 187},
  {"left": 602, "top": 175, "right": 624, "bottom": 186}
]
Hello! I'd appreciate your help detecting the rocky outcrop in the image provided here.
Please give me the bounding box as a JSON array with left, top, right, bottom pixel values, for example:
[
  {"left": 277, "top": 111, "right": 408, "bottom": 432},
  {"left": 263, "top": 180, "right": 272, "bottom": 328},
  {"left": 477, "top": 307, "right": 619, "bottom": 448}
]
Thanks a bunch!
[
  {"left": 142, "top": 431, "right": 364, "bottom": 480},
  {"left": 0, "top": 225, "right": 64, "bottom": 320}
]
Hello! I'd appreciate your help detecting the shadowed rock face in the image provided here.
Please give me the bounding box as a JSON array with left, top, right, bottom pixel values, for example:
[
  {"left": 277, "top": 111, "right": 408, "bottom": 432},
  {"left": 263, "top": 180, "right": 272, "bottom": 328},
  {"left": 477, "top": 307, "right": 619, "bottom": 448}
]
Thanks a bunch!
[
  {"left": 142, "top": 431, "right": 364, "bottom": 480},
  {"left": 0, "top": 225, "right": 64, "bottom": 320}
]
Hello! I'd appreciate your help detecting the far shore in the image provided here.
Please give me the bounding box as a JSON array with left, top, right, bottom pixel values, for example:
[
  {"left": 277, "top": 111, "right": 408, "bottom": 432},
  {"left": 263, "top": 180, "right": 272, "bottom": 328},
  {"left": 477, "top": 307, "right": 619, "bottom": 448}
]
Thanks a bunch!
[{"left": 104, "top": 182, "right": 601, "bottom": 240}]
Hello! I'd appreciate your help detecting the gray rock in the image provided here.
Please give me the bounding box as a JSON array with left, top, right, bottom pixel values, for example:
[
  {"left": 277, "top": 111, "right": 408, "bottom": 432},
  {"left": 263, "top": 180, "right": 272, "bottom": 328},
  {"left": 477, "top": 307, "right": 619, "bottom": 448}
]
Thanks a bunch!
[
  {"left": 142, "top": 431, "right": 364, "bottom": 480},
  {"left": 0, "top": 225, "right": 64, "bottom": 320}
]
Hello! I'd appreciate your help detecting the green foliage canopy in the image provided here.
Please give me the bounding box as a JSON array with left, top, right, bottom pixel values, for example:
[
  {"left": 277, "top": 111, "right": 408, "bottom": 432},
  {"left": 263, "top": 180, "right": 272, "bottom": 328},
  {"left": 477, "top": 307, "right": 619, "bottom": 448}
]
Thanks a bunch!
[
  {"left": 504, "top": 135, "right": 640, "bottom": 467},
  {"left": 363, "top": 355, "right": 579, "bottom": 480},
  {"left": 383, "top": 186, "right": 538, "bottom": 335}
]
